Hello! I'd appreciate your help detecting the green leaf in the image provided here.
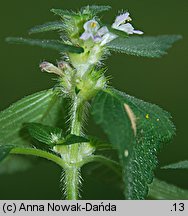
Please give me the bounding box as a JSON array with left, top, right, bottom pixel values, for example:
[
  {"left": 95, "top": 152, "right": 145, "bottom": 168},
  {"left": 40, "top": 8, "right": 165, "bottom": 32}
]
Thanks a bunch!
[
  {"left": 51, "top": 9, "right": 79, "bottom": 17},
  {"left": 6, "top": 37, "right": 84, "bottom": 54},
  {"left": 0, "top": 89, "right": 54, "bottom": 147},
  {"left": 162, "top": 161, "right": 188, "bottom": 169},
  {"left": 59, "top": 134, "right": 89, "bottom": 145},
  {"left": 29, "top": 21, "right": 64, "bottom": 34},
  {"left": 26, "top": 123, "right": 63, "bottom": 146},
  {"left": 149, "top": 178, "right": 188, "bottom": 199},
  {"left": 81, "top": 5, "right": 111, "bottom": 14},
  {"left": 92, "top": 88, "right": 175, "bottom": 199},
  {"left": 26, "top": 123, "right": 88, "bottom": 146},
  {"left": 0, "top": 145, "right": 15, "bottom": 162},
  {"left": 0, "top": 89, "right": 63, "bottom": 174},
  {"left": 107, "top": 35, "right": 182, "bottom": 58},
  {"left": 89, "top": 136, "right": 114, "bottom": 151}
]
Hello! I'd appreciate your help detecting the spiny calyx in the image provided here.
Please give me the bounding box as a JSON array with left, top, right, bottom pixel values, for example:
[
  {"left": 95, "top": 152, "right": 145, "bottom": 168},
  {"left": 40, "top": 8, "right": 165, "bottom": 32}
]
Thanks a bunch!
[{"left": 40, "top": 61, "right": 107, "bottom": 101}]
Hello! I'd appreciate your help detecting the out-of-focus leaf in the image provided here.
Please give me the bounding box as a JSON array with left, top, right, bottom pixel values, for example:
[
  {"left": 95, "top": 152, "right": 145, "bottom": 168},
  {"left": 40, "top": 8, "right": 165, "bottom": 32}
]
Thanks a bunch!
[
  {"left": 0, "top": 89, "right": 57, "bottom": 147},
  {"left": 162, "top": 161, "right": 188, "bottom": 170},
  {"left": 0, "top": 89, "right": 63, "bottom": 174},
  {"left": 0, "top": 145, "right": 15, "bottom": 162},
  {"left": 0, "top": 155, "right": 36, "bottom": 175},
  {"left": 29, "top": 21, "right": 64, "bottom": 34},
  {"left": 6, "top": 37, "right": 84, "bottom": 54},
  {"left": 107, "top": 35, "right": 182, "bottom": 58},
  {"left": 148, "top": 178, "right": 188, "bottom": 199},
  {"left": 92, "top": 88, "right": 175, "bottom": 199}
]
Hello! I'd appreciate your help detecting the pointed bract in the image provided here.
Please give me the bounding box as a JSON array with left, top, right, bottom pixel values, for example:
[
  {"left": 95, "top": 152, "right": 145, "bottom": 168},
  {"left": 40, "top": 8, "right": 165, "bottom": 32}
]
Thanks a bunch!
[{"left": 29, "top": 21, "right": 64, "bottom": 34}]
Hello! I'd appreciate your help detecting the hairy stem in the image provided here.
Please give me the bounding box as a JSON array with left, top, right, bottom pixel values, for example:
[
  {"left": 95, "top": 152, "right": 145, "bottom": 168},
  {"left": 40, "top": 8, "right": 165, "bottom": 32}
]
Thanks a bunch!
[
  {"left": 64, "top": 95, "right": 86, "bottom": 199},
  {"left": 70, "top": 96, "right": 83, "bottom": 135},
  {"left": 65, "top": 166, "right": 81, "bottom": 200}
]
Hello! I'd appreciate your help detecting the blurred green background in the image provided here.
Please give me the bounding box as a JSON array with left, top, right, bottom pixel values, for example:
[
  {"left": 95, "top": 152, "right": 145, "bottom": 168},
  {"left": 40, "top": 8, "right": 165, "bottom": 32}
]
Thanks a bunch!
[{"left": 0, "top": 0, "right": 187, "bottom": 199}]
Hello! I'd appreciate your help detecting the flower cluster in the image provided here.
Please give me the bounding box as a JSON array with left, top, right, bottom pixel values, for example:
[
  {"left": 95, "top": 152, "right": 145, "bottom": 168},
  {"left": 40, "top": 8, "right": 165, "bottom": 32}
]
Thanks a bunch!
[
  {"left": 39, "top": 11, "right": 144, "bottom": 100},
  {"left": 80, "top": 20, "right": 117, "bottom": 46},
  {"left": 80, "top": 12, "right": 143, "bottom": 45}
]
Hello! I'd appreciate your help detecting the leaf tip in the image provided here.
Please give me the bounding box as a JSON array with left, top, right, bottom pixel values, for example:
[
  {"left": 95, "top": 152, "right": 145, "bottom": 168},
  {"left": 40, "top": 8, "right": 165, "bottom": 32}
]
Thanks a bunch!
[{"left": 5, "top": 37, "right": 14, "bottom": 43}]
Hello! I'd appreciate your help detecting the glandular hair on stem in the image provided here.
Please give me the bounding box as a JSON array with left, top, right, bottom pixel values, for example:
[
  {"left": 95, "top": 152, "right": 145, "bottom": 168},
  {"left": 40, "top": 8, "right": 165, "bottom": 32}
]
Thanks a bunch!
[{"left": 60, "top": 167, "right": 82, "bottom": 200}]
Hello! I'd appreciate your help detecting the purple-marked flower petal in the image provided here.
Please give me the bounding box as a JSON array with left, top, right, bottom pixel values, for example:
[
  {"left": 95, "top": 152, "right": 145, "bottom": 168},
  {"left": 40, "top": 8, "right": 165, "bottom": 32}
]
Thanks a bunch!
[
  {"left": 80, "top": 19, "right": 118, "bottom": 45},
  {"left": 80, "top": 20, "right": 101, "bottom": 41},
  {"left": 83, "top": 20, "right": 100, "bottom": 33},
  {"left": 80, "top": 32, "right": 92, "bottom": 40},
  {"left": 93, "top": 35, "right": 103, "bottom": 42}
]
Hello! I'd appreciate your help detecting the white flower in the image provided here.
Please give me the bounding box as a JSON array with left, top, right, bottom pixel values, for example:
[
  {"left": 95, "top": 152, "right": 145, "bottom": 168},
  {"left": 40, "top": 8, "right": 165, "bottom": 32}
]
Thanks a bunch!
[
  {"left": 112, "top": 12, "right": 143, "bottom": 35},
  {"left": 80, "top": 20, "right": 117, "bottom": 46},
  {"left": 80, "top": 20, "right": 100, "bottom": 41},
  {"left": 99, "top": 31, "right": 117, "bottom": 46},
  {"left": 80, "top": 12, "right": 143, "bottom": 46},
  {"left": 112, "top": 12, "right": 131, "bottom": 28},
  {"left": 95, "top": 26, "right": 117, "bottom": 45}
]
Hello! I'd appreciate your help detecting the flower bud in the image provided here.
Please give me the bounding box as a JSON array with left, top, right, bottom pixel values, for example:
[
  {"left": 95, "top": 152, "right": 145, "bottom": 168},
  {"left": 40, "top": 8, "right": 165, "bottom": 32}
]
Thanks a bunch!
[
  {"left": 39, "top": 61, "right": 63, "bottom": 76},
  {"left": 57, "top": 61, "right": 72, "bottom": 71}
]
